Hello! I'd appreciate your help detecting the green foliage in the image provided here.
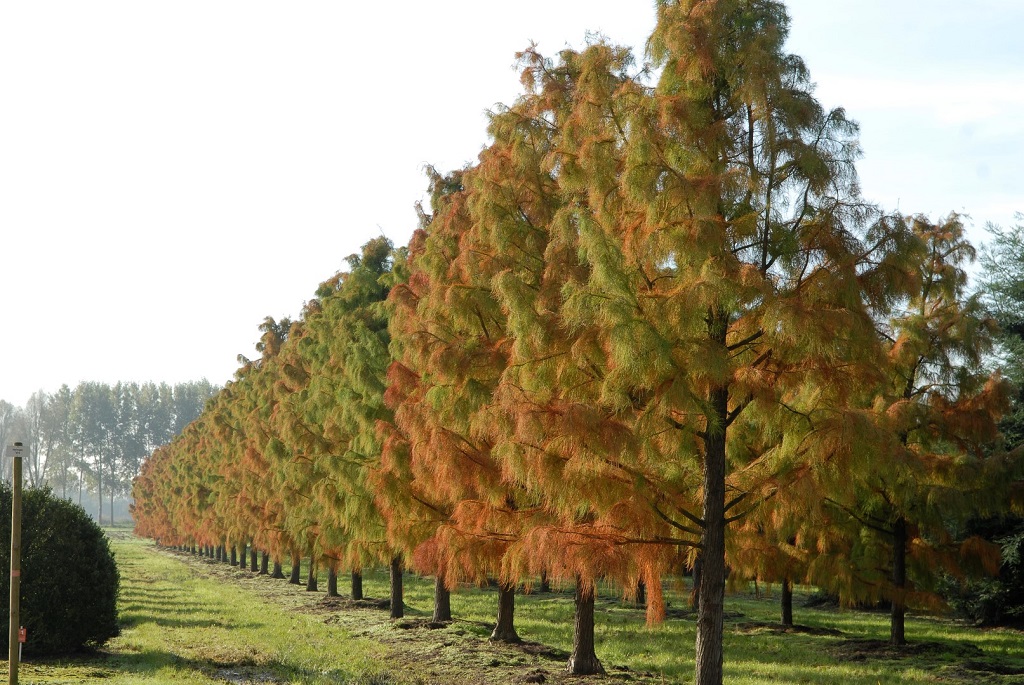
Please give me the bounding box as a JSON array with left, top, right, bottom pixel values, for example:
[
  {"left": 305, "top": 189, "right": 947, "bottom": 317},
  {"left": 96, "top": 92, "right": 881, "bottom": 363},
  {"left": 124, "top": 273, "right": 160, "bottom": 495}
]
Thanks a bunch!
[
  {"left": 934, "top": 219, "right": 1024, "bottom": 626},
  {"left": 0, "top": 485, "right": 119, "bottom": 655},
  {"left": 130, "top": 4, "right": 1022, "bottom": 683},
  {"left": 944, "top": 517, "right": 1024, "bottom": 626},
  {"left": 980, "top": 217, "right": 1024, "bottom": 447}
]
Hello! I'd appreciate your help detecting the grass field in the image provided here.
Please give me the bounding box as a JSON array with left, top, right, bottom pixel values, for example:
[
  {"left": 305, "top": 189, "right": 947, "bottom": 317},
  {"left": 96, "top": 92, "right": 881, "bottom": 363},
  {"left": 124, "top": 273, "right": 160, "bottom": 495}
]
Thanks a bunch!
[{"left": 5, "top": 530, "right": 1024, "bottom": 684}]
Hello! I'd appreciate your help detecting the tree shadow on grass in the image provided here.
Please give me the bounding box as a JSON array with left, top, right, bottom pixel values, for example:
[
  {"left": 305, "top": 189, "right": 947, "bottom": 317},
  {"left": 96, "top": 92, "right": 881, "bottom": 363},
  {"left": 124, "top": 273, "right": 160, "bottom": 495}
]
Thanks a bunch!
[
  {"left": 824, "top": 634, "right": 1024, "bottom": 681},
  {"left": 25, "top": 646, "right": 390, "bottom": 684},
  {"left": 117, "top": 597, "right": 264, "bottom": 631}
]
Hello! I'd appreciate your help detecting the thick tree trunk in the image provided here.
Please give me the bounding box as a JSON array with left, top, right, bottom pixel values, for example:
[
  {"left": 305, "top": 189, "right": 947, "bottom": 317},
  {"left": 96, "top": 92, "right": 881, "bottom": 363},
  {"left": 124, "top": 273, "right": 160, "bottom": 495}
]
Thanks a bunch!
[
  {"left": 490, "top": 582, "right": 520, "bottom": 643},
  {"left": 271, "top": 560, "right": 285, "bottom": 579},
  {"left": 289, "top": 555, "right": 301, "bottom": 585},
  {"left": 230, "top": 546, "right": 238, "bottom": 566},
  {"left": 390, "top": 555, "right": 404, "bottom": 619},
  {"left": 352, "top": 570, "right": 364, "bottom": 600},
  {"left": 566, "top": 577, "right": 604, "bottom": 675},
  {"left": 260, "top": 551, "right": 269, "bottom": 575},
  {"left": 432, "top": 573, "right": 452, "bottom": 623},
  {"left": 539, "top": 570, "right": 550, "bottom": 593},
  {"left": 215, "top": 545, "right": 223, "bottom": 562},
  {"left": 306, "top": 560, "right": 318, "bottom": 591},
  {"left": 891, "top": 517, "right": 907, "bottom": 646},
  {"left": 636, "top": 579, "right": 647, "bottom": 607},
  {"left": 327, "top": 567, "right": 339, "bottom": 597},
  {"left": 781, "top": 578, "right": 794, "bottom": 628},
  {"left": 250, "top": 548, "right": 258, "bottom": 572},
  {"left": 695, "top": 383, "right": 728, "bottom": 685},
  {"left": 238, "top": 543, "right": 247, "bottom": 570}
]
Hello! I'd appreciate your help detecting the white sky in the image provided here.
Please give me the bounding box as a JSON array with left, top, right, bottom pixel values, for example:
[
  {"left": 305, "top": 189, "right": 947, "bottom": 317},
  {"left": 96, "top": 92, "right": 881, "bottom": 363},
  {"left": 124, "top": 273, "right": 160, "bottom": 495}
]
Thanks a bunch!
[{"left": 1, "top": 1, "right": 1021, "bottom": 406}]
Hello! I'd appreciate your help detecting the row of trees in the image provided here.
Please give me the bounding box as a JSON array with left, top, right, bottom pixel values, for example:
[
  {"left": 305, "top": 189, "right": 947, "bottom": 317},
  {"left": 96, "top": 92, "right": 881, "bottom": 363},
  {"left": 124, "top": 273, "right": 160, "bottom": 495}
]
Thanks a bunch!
[
  {"left": 131, "top": 2, "right": 1022, "bottom": 684},
  {"left": 0, "top": 380, "right": 216, "bottom": 522}
]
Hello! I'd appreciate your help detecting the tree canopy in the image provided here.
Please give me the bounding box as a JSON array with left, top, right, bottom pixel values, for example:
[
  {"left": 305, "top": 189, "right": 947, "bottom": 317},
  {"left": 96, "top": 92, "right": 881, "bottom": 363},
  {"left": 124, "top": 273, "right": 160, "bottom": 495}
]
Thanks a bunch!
[{"left": 130, "top": 3, "right": 1022, "bottom": 684}]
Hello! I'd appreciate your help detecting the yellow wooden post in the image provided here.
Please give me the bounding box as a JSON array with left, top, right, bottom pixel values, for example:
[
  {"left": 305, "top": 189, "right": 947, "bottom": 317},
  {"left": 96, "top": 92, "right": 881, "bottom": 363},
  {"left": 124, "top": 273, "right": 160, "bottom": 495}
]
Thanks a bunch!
[{"left": 7, "top": 442, "right": 23, "bottom": 685}]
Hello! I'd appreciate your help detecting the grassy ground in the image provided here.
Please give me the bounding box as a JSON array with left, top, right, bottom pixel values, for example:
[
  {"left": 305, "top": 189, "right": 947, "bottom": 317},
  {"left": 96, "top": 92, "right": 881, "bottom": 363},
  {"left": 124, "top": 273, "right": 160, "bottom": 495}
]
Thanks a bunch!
[{"left": 5, "top": 531, "right": 1024, "bottom": 684}]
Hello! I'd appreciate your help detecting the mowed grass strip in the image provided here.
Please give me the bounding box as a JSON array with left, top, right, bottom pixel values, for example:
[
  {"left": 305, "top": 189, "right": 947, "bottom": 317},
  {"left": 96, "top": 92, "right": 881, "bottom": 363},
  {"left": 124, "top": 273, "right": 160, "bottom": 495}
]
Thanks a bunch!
[
  {"left": 9, "top": 530, "right": 390, "bottom": 684},
  {"left": 10, "top": 530, "right": 1024, "bottom": 684}
]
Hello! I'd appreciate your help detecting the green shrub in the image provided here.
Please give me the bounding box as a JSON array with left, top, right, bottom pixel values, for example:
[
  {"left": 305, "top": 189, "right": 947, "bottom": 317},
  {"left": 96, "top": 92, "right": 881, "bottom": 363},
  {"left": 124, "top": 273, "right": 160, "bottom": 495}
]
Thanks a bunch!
[
  {"left": 942, "top": 516, "right": 1024, "bottom": 626},
  {"left": 0, "top": 485, "right": 120, "bottom": 655}
]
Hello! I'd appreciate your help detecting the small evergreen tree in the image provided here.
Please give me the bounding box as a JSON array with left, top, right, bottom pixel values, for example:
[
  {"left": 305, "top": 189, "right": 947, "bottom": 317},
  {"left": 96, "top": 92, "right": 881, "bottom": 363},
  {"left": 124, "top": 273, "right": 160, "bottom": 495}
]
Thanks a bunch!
[{"left": 0, "top": 486, "right": 119, "bottom": 655}]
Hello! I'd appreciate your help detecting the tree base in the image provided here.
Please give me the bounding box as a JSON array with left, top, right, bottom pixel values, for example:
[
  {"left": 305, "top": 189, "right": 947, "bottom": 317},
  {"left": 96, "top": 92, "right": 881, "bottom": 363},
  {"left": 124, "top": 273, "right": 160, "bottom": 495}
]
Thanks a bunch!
[
  {"left": 566, "top": 655, "right": 605, "bottom": 676},
  {"left": 489, "top": 626, "right": 521, "bottom": 643}
]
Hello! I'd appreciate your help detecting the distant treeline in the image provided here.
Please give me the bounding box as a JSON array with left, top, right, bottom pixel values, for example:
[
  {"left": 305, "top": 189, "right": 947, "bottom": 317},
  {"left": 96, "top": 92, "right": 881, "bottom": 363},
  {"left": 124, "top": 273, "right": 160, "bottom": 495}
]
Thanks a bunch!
[{"left": 0, "top": 380, "right": 218, "bottom": 523}]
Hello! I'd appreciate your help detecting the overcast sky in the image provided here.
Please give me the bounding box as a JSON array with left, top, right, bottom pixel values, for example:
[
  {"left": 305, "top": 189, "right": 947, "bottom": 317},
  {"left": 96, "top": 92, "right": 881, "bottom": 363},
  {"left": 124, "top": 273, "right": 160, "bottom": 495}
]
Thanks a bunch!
[{"left": 1, "top": 1, "right": 1021, "bottom": 406}]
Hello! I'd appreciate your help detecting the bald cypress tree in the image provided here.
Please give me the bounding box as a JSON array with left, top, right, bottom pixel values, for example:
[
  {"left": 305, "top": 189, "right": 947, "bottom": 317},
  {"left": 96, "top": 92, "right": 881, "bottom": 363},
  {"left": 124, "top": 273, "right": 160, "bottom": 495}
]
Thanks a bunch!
[
  {"left": 311, "top": 238, "right": 408, "bottom": 613},
  {"left": 493, "top": 3, "right": 908, "bottom": 683},
  {"left": 378, "top": 165, "right": 537, "bottom": 634},
  {"left": 815, "top": 215, "right": 1013, "bottom": 645}
]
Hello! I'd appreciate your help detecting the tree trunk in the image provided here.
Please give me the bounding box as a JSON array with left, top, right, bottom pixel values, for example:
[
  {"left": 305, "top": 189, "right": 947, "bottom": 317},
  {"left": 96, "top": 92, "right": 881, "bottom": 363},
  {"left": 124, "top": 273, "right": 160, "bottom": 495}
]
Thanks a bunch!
[
  {"left": 490, "top": 582, "right": 520, "bottom": 643},
  {"left": 97, "top": 467, "right": 103, "bottom": 526},
  {"left": 891, "top": 516, "right": 907, "bottom": 646},
  {"left": 260, "top": 551, "right": 269, "bottom": 574},
  {"left": 566, "top": 576, "right": 604, "bottom": 675},
  {"left": 306, "top": 559, "right": 318, "bottom": 591},
  {"left": 215, "top": 545, "right": 223, "bottom": 562},
  {"left": 636, "top": 579, "right": 647, "bottom": 607},
  {"left": 781, "top": 578, "right": 793, "bottom": 628},
  {"left": 352, "top": 570, "right": 363, "bottom": 600},
  {"left": 432, "top": 573, "right": 452, "bottom": 623},
  {"left": 238, "top": 543, "right": 247, "bottom": 569},
  {"left": 271, "top": 560, "right": 285, "bottom": 579},
  {"left": 539, "top": 570, "right": 550, "bottom": 593},
  {"left": 222, "top": 545, "right": 230, "bottom": 564},
  {"left": 327, "top": 567, "right": 339, "bottom": 597},
  {"left": 250, "top": 548, "right": 258, "bottom": 572},
  {"left": 230, "top": 546, "right": 238, "bottom": 566},
  {"left": 390, "top": 555, "right": 404, "bottom": 619},
  {"left": 289, "top": 555, "right": 301, "bottom": 585},
  {"left": 695, "top": 383, "right": 728, "bottom": 685}
]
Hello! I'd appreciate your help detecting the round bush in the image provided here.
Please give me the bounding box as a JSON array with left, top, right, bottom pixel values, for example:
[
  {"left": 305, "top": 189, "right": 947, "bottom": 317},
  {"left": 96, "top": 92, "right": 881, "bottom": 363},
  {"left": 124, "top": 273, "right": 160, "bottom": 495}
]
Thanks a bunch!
[{"left": 0, "top": 485, "right": 119, "bottom": 655}]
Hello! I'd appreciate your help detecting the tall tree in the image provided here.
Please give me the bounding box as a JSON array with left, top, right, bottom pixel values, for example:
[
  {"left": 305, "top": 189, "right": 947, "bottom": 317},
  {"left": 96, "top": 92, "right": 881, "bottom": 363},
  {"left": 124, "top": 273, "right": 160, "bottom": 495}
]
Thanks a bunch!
[
  {"left": 312, "top": 238, "right": 407, "bottom": 612},
  {"left": 42, "top": 385, "right": 76, "bottom": 498},
  {"left": 816, "top": 215, "right": 1013, "bottom": 645},
  {"left": 980, "top": 215, "right": 1024, "bottom": 447},
  {"left": 22, "top": 391, "right": 49, "bottom": 487},
  {"left": 381, "top": 164, "right": 539, "bottom": 637},
  {"left": 71, "top": 382, "right": 117, "bottom": 524},
  {"left": 487, "top": 3, "right": 908, "bottom": 683},
  {"left": 0, "top": 400, "right": 17, "bottom": 481}
]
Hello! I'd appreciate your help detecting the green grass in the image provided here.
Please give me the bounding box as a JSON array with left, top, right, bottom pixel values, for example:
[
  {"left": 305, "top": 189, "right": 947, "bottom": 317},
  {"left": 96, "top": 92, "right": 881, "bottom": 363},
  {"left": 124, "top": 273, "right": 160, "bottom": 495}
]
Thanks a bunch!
[
  {"left": 7, "top": 531, "right": 1024, "bottom": 683},
  {"left": 10, "top": 532, "right": 390, "bottom": 684}
]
